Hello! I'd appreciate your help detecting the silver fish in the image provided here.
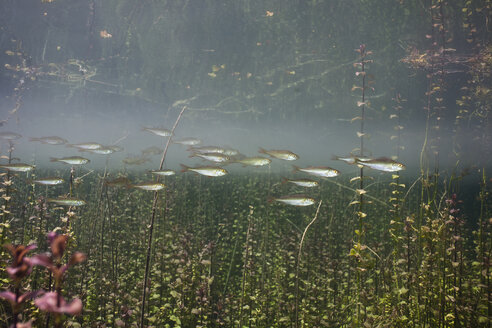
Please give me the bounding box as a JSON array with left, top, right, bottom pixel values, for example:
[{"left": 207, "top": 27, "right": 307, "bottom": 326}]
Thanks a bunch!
[
  {"left": 293, "top": 165, "right": 340, "bottom": 178},
  {"left": 180, "top": 164, "right": 228, "bottom": 177},
  {"left": 50, "top": 156, "right": 90, "bottom": 165},
  {"left": 190, "top": 152, "right": 230, "bottom": 163},
  {"left": 132, "top": 181, "right": 165, "bottom": 191},
  {"left": 85, "top": 147, "right": 114, "bottom": 155},
  {"left": 29, "top": 136, "right": 68, "bottom": 145},
  {"left": 234, "top": 157, "right": 271, "bottom": 167},
  {"left": 259, "top": 147, "right": 298, "bottom": 161},
  {"left": 188, "top": 146, "right": 226, "bottom": 154},
  {"left": 47, "top": 197, "right": 86, "bottom": 206},
  {"left": 0, "top": 132, "right": 22, "bottom": 140},
  {"left": 0, "top": 163, "right": 35, "bottom": 172},
  {"left": 269, "top": 195, "right": 315, "bottom": 206},
  {"left": 282, "top": 177, "right": 319, "bottom": 188},
  {"left": 356, "top": 157, "right": 405, "bottom": 172},
  {"left": 173, "top": 137, "right": 202, "bottom": 146},
  {"left": 143, "top": 127, "right": 172, "bottom": 137},
  {"left": 29, "top": 177, "right": 64, "bottom": 185},
  {"left": 150, "top": 169, "right": 176, "bottom": 176},
  {"left": 69, "top": 142, "right": 103, "bottom": 150}
]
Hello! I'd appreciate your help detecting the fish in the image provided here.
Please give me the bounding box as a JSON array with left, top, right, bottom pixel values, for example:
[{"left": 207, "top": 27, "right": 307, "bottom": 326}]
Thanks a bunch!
[
  {"left": 0, "top": 163, "right": 35, "bottom": 172},
  {"left": 234, "top": 157, "right": 271, "bottom": 167},
  {"left": 141, "top": 146, "right": 163, "bottom": 157},
  {"left": 223, "top": 148, "right": 240, "bottom": 156},
  {"left": 68, "top": 142, "right": 103, "bottom": 150},
  {"left": 47, "top": 197, "right": 86, "bottom": 206},
  {"left": 104, "top": 177, "right": 131, "bottom": 188},
  {"left": 29, "top": 136, "right": 68, "bottom": 145},
  {"left": 28, "top": 177, "right": 64, "bottom": 185},
  {"left": 142, "top": 127, "right": 172, "bottom": 137},
  {"left": 188, "top": 146, "right": 226, "bottom": 154},
  {"left": 332, "top": 155, "right": 372, "bottom": 165},
  {"left": 268, "top": 195, "right": 316, "bottom": 206},
  {"left": 131, "top": 181, "right": 165, "bottom": 191},
  {"left": 281, "top": 177, "right": 319, "bottom": 188},
  {"left": 258, "top": 147, "right": 299, "bottom": 161},
  {"left": 0, "top": 132, "right": 22, "bottom": 140},
  {"left": 50, "top": 156, "right": 90, "bottom": 165},
  {"left": 190, "top": 152, "right": 230, "bottom": 163},
  {"left": 108, "top": 145, "right": 124, "bottom": 152},
  {"left": 180, "top": 164, "right": 228, "bottom": 177},
  {"left": 85, "top": 147, "right": 114, "bottom": 155},
  {"left": 173, "top": 137, "right": 202, "bottom": 146},
  {"left": 122, "top": 156, "right": 150, "bottom": 165},
  {"left": 293, "top": 165, "right": 340, "bottom": 178},
  {"left": 355, "top": 157, "right": 406, "bottom": 172},
  {"left": 150, "top": 169, "right": 176, "bottom": 176}
]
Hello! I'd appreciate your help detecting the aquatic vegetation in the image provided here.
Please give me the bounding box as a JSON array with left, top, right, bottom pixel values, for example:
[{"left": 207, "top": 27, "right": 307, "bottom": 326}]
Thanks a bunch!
[{"left": 0, "top": 1, "right": 490, "bottom": 327}]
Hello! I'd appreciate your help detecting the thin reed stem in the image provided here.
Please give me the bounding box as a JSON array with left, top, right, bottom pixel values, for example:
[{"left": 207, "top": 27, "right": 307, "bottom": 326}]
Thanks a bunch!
[
  {"left": 295, "top": 200, "right": 322, "bottom": 328},
  {"left": 139, "top": 106, "right": 187, "bottom": 328}
]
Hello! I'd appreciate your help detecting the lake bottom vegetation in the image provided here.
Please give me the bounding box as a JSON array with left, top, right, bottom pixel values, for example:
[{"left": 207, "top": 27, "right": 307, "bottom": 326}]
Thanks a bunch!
[{"left": 0, "top": 0, "right": 491, "bottom": 327}]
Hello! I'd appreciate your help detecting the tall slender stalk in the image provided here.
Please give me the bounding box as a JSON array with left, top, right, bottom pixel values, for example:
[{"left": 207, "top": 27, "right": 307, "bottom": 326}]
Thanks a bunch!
[
  {"left": 295, "top": 200, "right": 322, "bottom": 328},
  {"left": 353, "top": 44, "right": 372, "bottom": 326},
  {"left": 140, "top": 106, "right": 187, "bottom": 328}
]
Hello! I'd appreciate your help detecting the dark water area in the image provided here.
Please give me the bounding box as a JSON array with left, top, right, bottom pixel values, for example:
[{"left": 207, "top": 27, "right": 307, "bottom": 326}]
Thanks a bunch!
[{"left": 0, "top": 1, "right": 491, "bottom": 327}]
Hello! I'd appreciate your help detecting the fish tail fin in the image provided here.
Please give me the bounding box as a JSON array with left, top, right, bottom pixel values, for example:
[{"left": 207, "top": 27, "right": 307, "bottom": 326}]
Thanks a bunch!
[
  {"left": 267, "top": 197, "right": 277, "bottom": 204},
  {"left": 28, "top": 137, "right": 39, "bottom": 142},
  {"left": 292, "top": 165, "right": 300, "bottom": 173},
  {"left": 49, "top": 157, "right": 58, "bottom": 162},
  {"left": 180, "top": 164, "right": 189, "bottom": 172},
  {"left": 331, "top": 155, "right": 340, "bottom": 161},
  {"left": 258, "top": 147, "right": 266, "bottom": 154},
  {"left": 281, "top": 177, "right": 288, "bottom": 184}
]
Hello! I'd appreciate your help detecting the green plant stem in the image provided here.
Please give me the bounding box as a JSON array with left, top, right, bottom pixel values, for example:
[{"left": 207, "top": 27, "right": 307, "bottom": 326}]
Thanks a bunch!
[
  {"left": 139, "top": 106, "right": 187, "bottom": 328},
  {"left": 295, "top": 200, "right": 322, "bottom": 328},
  {"left": 238, "top": 206, "right": 253, "bottom": 328}
]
